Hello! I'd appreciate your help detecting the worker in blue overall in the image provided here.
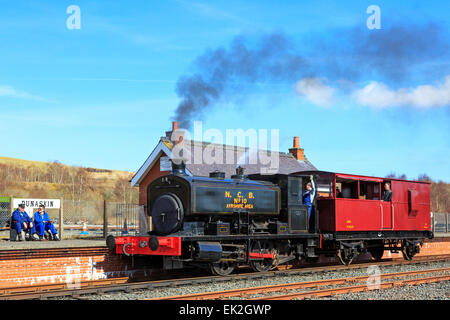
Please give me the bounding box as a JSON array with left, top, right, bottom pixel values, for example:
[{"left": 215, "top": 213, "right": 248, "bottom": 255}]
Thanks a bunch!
[
  {"left": 11, "top": 204, "right": 37, "bottom": 241},
  {"left": 34, "top": 205, "right": 60, "bottom": 241},
  {"left": 302, "top": 176, "right": 316, "bottom": 232}
]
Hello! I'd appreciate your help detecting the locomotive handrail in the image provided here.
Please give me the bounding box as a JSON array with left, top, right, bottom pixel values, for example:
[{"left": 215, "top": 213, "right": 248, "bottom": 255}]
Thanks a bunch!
[
  {"left": 391, "top": 203, "right": 395, "bottom": 230},
  {"left": 380, "top": 202, "right": 383, "bottom": 231},
  {"left": 380, "top": 202, "right": 395, "bottom": 230}
]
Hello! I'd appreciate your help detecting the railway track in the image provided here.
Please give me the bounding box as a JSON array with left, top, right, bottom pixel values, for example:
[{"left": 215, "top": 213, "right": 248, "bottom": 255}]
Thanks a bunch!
[
  {"left": 1, "top": 254, "right": 449, "bottom": 300},
  {"left": 256, "top": 274, "right": 450, "bottom": 300},
  {"left": 156, "top": 267, "right": 450, "bottom": 300}
]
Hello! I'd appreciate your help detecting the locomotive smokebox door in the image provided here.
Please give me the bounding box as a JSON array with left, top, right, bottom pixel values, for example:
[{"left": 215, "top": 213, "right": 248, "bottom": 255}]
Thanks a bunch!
[{"left": 151, "top": 193, "right": 184, "bottom": 235}]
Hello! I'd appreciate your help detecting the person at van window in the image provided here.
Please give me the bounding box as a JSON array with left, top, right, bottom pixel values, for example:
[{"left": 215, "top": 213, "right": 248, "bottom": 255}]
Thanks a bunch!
[
  {"left": 11, "top": 204, "right": 38, "bottom": 241},
  {"left": 336, "top": 187, "right": 343, "bottom": 198},
  {"left": 382, "top": 183, "right": 393, "bottom": 202},
  {"left": 34, "top": 205, "right": 60, "bottom": 241}
]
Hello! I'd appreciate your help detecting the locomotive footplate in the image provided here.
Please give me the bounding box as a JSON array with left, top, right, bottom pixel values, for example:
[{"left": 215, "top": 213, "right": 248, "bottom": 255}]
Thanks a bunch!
[
  {"left": 179, "top": 233, "right": 320, "bottom": 242},
  {"left": 111, "top": 233, "right": 320, "bottom": 256}
]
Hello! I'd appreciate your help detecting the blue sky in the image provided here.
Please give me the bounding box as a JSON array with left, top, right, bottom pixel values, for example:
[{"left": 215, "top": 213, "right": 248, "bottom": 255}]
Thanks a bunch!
[{"left": 0, "top": 0, "right": 449, "bottom": 181}]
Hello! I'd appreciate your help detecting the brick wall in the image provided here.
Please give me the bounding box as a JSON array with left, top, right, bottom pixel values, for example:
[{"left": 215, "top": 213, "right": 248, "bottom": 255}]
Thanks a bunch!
[
  {"left": 383, "top": 237, "right": 450, "bottom": 259},
  {"left": 138, "top": 157, "right": 170, "bottom": 206},
  {"left": 0, "top": 251, "right": 151, "bottom": 288}
]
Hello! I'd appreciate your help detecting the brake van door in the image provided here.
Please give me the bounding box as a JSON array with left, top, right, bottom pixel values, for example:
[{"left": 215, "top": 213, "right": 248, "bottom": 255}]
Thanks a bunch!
[{"left": 381, "top": 201, "right": 392, "bottom": 229}]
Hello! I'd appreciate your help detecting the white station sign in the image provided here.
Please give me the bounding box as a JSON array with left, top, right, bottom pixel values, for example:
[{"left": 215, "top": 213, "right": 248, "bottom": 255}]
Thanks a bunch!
[{"left": 13, "top": 199, "right": 61, "bottom": 211}]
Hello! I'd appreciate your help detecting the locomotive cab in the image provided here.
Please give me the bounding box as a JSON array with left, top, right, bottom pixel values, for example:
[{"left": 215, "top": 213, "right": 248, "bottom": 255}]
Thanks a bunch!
[{"left": 248, "top": 173, "right": 319, "bottom": 234}]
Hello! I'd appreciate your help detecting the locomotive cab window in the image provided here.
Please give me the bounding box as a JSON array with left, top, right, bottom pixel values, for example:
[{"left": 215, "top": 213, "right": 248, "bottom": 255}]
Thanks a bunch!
[
  {"left": 288, "top": 176, "right": 302, "bottom": 203},
  {"left": 314, "top": 175, "right": 333, "bottom": 198}
]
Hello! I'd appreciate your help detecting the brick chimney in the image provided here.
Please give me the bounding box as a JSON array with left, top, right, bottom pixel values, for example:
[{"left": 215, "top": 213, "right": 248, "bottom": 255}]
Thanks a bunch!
[
  {"left": 289, "top": 136, "right": 305, "bottom": 161},
  {"left": 165, "top": 121, "right": 185, "bottom": 147},
  {"left": 165, "top": 121, "right": 179, "bottom": 140}
]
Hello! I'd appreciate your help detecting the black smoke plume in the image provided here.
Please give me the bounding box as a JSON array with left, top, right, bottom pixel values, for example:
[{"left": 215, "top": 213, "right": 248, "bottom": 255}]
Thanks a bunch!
[{"left": 173, "top": 23, "right": 449, "bottom": 128}]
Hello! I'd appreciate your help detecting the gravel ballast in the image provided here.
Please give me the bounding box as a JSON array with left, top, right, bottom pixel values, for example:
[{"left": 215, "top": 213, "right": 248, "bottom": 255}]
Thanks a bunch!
[
  {"left": 54, "top": 259, "right": 450, "bottom": 300},
  {"left": 323, "top": 281, "right": 449, "bottom": 300}
]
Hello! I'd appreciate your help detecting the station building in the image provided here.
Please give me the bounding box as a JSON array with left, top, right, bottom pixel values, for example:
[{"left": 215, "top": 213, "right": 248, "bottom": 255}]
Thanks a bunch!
[{"left": 131, "top": 122, "right": 317, "bottom": 207}]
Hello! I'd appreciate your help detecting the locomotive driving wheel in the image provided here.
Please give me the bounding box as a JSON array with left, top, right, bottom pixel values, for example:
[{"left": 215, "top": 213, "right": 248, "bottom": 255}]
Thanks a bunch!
[
  {"left": 210, "top": 261, "right": 236, "bottom": 276},
  {"left": 249, "top": 240, "right": 275, "bottom": 272}
]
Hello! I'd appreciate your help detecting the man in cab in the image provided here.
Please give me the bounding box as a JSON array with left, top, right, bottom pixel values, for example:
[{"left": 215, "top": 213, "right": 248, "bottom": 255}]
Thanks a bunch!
[{"left": 382, "top": 182, "right": 393, "bottom": 202}]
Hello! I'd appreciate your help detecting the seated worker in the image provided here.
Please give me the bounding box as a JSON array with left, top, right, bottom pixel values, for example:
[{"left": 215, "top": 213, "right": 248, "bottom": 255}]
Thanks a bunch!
[
  {"left": 302, "top": 175, "right": 316, "bottom": 229},
  {"left": 11, "top": 204, "right": 38, "bottom": 241},
  {"left": 382, "top": 183, "right": 393, "bottom": 202},
  {"left": 34, "top": 205, "right": 60, "bottom": 241}
]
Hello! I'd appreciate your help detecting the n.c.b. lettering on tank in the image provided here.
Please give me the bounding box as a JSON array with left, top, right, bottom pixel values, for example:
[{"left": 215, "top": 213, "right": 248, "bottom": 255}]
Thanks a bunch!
[{"left": 192, "top": 186, "right": 279, "bottom": 214}]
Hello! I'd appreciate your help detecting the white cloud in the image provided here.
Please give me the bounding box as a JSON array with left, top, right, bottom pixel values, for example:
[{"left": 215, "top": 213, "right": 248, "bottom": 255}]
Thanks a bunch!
[
  {"left": 294, "top": 75, "right": 450, "bottom": 109},
  {"left": 353, "top": 76, "right": 450, "bottom": 109},
  {"left": 0, "top": 85, "right": 47, "bottom": 101},
  {"left": 294, "top": 77, "right": 336, "bottom": 107}
]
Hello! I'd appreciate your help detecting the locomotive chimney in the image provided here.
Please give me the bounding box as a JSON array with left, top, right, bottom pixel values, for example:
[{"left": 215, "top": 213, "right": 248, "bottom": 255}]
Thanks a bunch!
[
  {"left": 171, "top": 160, "right": 187, "bottom": 176},
  {"left": 231, "top": 166, "right": 247, "bottom": 180},
  {"left": 289, "top": 136, "right": 305, "bottom": 161}
]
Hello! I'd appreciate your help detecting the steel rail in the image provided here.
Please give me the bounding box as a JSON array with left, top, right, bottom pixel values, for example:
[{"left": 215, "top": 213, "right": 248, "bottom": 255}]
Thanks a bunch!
[
  {"left": 154, "top": 267, "right": 450, "bottom": 300},
  {"left": 0, "top": 277, "right": 130, "bottom": 296},
  {"left": 254, "top": 274, "right": 450, "bottom": 300}
]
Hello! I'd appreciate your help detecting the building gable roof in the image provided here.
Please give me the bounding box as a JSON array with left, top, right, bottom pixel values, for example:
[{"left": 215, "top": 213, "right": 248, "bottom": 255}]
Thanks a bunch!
[
  {"left": 131, "top": 139, "right": 192, "bottom": 187},
  {"left": 131, "top": 138, "right": 317, "bottom": 186}
]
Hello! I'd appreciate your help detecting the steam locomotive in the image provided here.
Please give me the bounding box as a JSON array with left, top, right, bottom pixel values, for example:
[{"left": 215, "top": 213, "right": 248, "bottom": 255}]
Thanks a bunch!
[{"left": 108, "top": 161, "right": 433, "bottom": 275}]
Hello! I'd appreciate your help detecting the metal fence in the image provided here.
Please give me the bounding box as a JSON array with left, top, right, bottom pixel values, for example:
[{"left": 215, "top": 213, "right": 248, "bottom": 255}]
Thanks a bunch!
[
  {"left": 432, "top": 212, "right": 450, "bottom": 234},
  {"left": 0, "top": 201, "right": 10, "bottom": 229},
  {"left": 0, "top": 198, "right": 140, "bottom": 239},
  {"left": 113, "top": 203, "right": 141, "bottom": 236},
  {"left": 61, "top": 200, "right": 141, "bottom": 239}
]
